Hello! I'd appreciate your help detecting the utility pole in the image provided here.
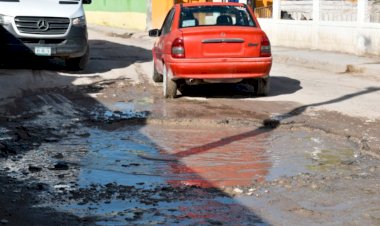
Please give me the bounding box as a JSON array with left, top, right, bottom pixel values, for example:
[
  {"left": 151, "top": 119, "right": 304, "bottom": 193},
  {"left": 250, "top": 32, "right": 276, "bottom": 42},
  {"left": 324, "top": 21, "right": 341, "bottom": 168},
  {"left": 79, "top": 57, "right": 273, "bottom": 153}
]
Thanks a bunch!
[{"left": 146, "top": 0, "right": 152, "bottom": 31}]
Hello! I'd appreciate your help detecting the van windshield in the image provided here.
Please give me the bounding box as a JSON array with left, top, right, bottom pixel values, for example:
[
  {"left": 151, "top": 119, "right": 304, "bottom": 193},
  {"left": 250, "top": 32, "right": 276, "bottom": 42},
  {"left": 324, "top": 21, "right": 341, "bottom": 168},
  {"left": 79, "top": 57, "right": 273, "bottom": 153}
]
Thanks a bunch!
[{"left": 179, "top": 5, "right": 256, "bottom": 28}]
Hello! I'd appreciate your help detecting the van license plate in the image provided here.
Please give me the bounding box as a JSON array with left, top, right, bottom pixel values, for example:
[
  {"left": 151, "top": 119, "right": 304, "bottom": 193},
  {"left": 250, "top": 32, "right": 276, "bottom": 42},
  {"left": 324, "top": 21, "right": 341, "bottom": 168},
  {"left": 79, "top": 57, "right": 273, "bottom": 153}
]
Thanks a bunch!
[{"left": 35, "top": 47, "right": 51, "bottom": 56}]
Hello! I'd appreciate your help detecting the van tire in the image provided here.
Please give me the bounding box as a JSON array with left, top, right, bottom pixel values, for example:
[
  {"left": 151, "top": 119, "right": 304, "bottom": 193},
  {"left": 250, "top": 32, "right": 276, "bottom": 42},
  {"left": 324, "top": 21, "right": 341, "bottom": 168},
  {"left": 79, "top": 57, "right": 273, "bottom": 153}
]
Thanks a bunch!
[{"left": 66, "top": 46, "right": 89, "bottom": 71}]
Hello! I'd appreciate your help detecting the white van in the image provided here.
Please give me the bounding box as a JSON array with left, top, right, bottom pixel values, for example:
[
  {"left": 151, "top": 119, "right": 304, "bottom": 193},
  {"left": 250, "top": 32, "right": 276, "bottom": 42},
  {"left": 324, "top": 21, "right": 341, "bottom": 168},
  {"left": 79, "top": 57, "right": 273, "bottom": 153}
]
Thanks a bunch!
[{"left": 0, "top": 0, "right": 91, "bottom": 70}]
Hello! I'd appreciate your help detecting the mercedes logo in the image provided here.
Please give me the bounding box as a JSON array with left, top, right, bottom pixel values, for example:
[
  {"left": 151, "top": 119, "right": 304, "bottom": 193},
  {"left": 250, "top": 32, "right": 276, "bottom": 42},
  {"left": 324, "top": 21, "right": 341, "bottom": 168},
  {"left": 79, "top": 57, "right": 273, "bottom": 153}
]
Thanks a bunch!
[{"left": 36, "top": 19, "right": 49, "bottom": 31}]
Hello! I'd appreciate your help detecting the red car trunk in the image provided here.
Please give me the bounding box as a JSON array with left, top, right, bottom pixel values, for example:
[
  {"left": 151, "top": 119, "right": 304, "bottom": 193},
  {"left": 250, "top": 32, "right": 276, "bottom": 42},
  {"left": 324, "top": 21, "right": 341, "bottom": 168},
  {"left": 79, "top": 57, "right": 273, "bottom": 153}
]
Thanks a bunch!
[{"left": 181, "top": 27, "right": 264, "bottom": 59}]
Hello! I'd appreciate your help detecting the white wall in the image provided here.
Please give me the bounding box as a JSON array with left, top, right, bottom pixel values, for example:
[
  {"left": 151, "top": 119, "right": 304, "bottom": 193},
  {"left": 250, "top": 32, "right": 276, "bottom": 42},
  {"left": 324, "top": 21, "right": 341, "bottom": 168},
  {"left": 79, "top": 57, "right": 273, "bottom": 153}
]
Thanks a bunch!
[{"left": 258, "top": 0, "right": 380, "bottom": 56}]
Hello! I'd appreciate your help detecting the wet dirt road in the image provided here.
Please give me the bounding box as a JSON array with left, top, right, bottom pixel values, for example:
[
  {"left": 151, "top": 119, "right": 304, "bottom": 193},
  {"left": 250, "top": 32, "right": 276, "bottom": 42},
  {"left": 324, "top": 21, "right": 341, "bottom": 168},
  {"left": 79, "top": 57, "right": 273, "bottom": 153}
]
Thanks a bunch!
[{"left": 0, "top": 29, "right": 380, "bottom": 225}]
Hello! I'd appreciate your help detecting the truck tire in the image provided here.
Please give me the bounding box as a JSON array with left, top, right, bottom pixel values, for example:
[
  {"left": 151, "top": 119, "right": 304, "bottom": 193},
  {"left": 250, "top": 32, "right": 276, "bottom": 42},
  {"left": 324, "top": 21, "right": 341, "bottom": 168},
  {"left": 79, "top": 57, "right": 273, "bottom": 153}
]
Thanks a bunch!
[
  {"left": 66, "top": 46, "right": 89, "bottom": 71},
  {"left": 163, "top": 64, "right": 177, "bottom": 98}
]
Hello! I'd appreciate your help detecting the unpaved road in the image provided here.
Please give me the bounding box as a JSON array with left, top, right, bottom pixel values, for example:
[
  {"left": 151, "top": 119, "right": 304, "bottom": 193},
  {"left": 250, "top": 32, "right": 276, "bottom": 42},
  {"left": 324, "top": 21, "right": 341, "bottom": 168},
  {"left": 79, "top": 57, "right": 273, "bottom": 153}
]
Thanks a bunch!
[{"left": 0, "top": 28, "right": 379, "bottom": 225}]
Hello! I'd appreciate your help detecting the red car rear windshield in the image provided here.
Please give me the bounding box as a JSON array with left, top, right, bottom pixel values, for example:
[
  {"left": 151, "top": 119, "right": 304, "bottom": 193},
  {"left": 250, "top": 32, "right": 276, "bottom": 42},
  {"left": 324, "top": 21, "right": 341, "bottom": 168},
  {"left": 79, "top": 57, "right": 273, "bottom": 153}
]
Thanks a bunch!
[{"left": 179, "top": 5, "right": 256, "bottom": 28}]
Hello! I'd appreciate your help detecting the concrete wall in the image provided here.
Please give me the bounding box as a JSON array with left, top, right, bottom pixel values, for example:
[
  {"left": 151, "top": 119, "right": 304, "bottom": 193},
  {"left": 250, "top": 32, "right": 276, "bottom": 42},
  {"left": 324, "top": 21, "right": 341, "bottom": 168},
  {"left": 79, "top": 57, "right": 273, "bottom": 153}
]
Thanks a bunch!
[
  {"left": 259, "top": 0, "right": 380, "bottom": 56},
  {"left": 85, "top": 0, "right": 147, "bottom": 31},
  {"left": 151, "top": 0, "right": 173, "bottom": 29}
]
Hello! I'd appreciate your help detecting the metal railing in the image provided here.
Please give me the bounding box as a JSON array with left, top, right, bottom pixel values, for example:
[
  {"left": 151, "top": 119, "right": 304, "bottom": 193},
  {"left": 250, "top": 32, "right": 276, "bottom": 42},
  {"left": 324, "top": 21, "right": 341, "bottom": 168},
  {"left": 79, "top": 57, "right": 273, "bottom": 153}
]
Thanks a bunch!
[{"left": 254, "top": 6, "right": 273, "bottom": 18}]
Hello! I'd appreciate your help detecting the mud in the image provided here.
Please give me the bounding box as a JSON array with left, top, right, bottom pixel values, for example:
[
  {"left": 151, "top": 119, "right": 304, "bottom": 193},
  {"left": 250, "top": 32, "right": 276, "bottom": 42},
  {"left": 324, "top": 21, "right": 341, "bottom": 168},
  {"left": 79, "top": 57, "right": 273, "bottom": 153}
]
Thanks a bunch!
[
  {"left": 1, "top": 29, "right": 380, "bottom": 225},
  {"left": 0, "top": 76, "right": 379, "bottom": 225}
]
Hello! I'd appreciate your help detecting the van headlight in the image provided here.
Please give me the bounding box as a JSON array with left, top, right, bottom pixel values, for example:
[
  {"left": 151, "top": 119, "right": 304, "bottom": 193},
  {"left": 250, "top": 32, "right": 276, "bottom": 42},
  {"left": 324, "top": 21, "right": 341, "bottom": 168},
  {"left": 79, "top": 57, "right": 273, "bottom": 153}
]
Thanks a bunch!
[
  {"left": 0, "top": 14, "right": 13, "bottom": 25},
  {"left": 72, "top": 16, "right": 86, "bottom": 26}
]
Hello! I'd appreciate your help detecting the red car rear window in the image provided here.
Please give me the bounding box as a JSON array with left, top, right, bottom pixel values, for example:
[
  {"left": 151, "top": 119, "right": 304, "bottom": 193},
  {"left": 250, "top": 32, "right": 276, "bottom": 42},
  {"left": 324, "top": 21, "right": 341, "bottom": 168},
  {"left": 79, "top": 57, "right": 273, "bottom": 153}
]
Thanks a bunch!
[{"left": 179, "top": 5, "right": 256, "bottom": 28}]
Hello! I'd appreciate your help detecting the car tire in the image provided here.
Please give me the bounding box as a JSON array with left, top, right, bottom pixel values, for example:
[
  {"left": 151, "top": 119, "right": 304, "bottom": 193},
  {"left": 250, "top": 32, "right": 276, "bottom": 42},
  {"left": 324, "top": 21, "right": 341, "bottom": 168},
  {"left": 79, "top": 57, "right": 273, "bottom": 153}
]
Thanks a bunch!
[
  {"left": 65, "top": 45, "right": 89, "bottom": 71},
  {"left": 153, "top": 64, "right": 163, "bottom": 82},
  {"left": 178, "top": 82, "right": 194, "bottom": 96},
  {"left": 163, "top": 64, "right": 177, "bottom": 98},
  {"left": 252, "top": 77, "right": 269, "bottom": 96}
]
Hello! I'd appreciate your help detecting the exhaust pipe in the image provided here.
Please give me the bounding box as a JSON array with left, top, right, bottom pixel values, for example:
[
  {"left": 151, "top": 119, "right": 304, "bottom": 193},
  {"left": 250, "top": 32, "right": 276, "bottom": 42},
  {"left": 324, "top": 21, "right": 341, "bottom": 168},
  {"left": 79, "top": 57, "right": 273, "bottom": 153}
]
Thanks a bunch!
[{"left": 186, "top": 79, "right": 202, "bottom": 85}]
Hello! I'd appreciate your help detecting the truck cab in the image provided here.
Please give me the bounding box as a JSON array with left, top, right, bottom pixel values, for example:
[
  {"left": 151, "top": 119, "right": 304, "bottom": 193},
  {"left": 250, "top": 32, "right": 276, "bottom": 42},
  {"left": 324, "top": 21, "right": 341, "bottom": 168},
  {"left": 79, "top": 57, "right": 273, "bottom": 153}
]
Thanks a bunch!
[{"left": 0, "top": 0, "right": 92, "bottom": 70}]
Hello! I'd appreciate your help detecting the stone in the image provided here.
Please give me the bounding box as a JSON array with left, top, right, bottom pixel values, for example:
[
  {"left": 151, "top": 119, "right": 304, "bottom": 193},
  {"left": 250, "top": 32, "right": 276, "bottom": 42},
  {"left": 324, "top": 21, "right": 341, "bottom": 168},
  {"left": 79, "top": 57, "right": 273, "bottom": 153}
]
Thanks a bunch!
[
  {"left": 53, "top": 153, "right": 64, "bottom": 159},
  {"left": 53, "top": 161, "right": 69, "bottom": 170},
  {"left": 233, "top": 188, "right": 243, "bottom": 194},
  {"left": 44, "top": 137, "right": 60, "bottom": 142},
  {"left": 28, "top": 165, "right": 42, "bottom": 172},
  {"left": 15, "top": 127, "right": 31, "bottom": 140}
]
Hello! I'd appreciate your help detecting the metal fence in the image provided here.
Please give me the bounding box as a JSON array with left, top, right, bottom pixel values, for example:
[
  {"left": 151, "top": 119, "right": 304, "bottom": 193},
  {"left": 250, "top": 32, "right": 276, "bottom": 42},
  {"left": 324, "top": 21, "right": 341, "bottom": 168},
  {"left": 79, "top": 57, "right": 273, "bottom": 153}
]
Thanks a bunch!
[
  {"left": 369, "top": 0, "right": 380, "bottom": 22},
  {"left": 254, "top": 0, "right": 380, "bottom": 23},
  {"left": 320, "top": 0, "right": 357, "bottom": 22},
  {"left": 254, "top": 6, "right": 273, "bottom": 18}
]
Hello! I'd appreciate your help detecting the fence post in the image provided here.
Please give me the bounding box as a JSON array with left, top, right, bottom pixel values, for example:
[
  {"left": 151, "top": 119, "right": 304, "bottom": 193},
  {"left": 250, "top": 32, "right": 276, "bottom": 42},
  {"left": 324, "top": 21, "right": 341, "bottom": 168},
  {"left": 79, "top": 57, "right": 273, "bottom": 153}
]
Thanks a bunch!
[
  {"left": 312, "top": 0, "right": 320, "bottom": 50},
  {"left": 358, "top": 0, "right": 369, "bottom": 23},
  {"left": 272, "top": 0, "right": 281, "bottom": 20},
  {"left": 313, "top": 0, "right": 320, "bottom": 22}
]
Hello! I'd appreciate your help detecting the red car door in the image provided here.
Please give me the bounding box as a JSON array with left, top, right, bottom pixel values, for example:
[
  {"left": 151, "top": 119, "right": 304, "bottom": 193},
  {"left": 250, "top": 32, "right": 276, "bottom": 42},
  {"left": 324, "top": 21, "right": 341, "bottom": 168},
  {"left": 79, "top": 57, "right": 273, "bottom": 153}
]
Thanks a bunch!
[{"left": 154, "top": 8, "right": 176, "bottom": 75}]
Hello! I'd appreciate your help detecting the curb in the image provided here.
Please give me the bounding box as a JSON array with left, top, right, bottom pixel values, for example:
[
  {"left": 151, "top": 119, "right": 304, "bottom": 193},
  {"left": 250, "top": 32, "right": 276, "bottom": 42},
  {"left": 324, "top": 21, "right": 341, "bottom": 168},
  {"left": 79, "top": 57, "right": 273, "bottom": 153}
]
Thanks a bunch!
[
  {"left": 89, "top": 24, "right": 380, "bottom": 79},
  {"left": 272, "top": 46, "right": 380, "bottom": 79}
]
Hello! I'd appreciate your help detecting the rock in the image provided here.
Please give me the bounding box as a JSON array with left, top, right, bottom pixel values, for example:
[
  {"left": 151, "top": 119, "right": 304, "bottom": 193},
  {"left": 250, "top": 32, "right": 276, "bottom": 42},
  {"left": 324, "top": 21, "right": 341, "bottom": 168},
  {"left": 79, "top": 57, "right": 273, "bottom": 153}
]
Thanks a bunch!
[
  {"left": 341, "top": 160, "right": 355, "bottom": 165},
  {"left": 121, "top": 163, "right": 141, "bottom": 167},
  {"left": 28, "top": 165, "right": 42, "bottom": 172},
  {"left": 0, "top": 142, "right": 6, "bottom": 150},
  {"left": 35, "top": 183, "right": 48, "bottom": 191},
  {"left": 233, "top": 188, "right": 243, "bottom": 194},
  {"left": 75, "top": 131, "right": 90, "bottom": 137},
  {"left": 263, "top": 118, "right": 280, "bottom": 128},
  {"left": 44, "top": 137, "right": 60, "bottom": 142},
  {"left": 53, "top": 161, "right": 69, "bottom": 170},
  {"left": 206, "top": 219, "right": 223, "bottom": 225},
  {"left": 15, "top": 127, "right": 31, "bottom": 140},
  {"left": 124, "top": 213, "right": 135, "bottom": 221},
  {"left": 53, "top": 153, "right": 64, "bottom": 159}
]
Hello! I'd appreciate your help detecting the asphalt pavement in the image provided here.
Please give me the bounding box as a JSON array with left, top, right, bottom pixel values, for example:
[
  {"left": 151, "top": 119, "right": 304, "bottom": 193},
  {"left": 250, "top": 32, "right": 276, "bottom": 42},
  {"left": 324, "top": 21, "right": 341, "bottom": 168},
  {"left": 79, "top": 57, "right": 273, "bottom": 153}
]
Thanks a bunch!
[{"left": 88, "top": 24, "right": 380, "bottom": 80}]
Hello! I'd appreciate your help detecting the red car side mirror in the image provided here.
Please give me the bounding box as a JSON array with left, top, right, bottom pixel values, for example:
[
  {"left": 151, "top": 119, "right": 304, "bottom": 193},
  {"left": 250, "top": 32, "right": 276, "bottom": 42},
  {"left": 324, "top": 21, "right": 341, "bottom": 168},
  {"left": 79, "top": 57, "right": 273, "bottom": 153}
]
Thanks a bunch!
[{"left": 149, "top": 29, "right": 161, "bottom": 37}]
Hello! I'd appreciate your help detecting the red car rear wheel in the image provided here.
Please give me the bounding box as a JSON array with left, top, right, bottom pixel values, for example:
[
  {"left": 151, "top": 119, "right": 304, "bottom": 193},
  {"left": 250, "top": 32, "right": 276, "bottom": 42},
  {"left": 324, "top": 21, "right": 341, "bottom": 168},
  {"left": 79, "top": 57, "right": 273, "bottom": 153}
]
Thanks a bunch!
[
  {"left": 163, "top": 64, "right": 177, "bottom": 98},
  {"left": 153, "top": 64, "right": 163, "bottom": 83}
]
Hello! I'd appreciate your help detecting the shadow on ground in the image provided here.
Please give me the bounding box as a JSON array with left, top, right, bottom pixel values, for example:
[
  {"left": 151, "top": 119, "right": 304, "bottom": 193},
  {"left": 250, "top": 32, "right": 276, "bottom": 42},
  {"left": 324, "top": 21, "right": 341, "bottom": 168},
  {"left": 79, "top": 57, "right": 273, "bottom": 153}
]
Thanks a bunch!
[
  {"left": 0, "top": 39, "right": 152, "bottom": 75},
  {"left": 0, "top": 39, "right": 269, "bottom": 225},
  {"left": 177, "top": 76, "right": 302, "bottom": 98}
]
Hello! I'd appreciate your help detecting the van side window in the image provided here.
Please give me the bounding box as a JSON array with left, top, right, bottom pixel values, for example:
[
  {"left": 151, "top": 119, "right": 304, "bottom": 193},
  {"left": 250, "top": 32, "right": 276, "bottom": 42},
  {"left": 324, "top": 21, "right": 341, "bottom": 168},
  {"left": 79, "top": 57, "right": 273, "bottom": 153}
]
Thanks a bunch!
[{"left": 161, "top": 9, "right": 175, "bottom": 35}]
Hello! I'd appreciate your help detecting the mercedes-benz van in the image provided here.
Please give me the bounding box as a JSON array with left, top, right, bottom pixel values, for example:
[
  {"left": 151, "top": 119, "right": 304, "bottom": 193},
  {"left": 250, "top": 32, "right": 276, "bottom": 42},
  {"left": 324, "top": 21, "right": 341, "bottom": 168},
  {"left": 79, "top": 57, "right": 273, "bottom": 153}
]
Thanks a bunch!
[{"left": 0, "top": 0, "right": 91, "bottom": 70}]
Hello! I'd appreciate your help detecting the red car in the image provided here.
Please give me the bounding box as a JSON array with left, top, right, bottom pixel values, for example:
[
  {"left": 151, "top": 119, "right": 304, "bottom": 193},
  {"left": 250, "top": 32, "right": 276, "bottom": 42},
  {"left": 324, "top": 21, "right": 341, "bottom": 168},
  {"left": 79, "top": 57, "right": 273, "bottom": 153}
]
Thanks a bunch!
[{"left": 149, "top": 2, "right": 272, "bottom": 98}]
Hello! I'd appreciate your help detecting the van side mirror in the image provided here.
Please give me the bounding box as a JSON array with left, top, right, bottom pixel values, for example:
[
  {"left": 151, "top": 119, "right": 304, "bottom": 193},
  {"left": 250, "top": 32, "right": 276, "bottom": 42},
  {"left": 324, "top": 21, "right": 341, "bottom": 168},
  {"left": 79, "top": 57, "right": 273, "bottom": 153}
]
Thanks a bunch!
[
  {"left": 82, "top": 0, "right": 92, "bottom": 4},
  {"left": 149, "top": 29, "right": 161, "bottom": 37}
]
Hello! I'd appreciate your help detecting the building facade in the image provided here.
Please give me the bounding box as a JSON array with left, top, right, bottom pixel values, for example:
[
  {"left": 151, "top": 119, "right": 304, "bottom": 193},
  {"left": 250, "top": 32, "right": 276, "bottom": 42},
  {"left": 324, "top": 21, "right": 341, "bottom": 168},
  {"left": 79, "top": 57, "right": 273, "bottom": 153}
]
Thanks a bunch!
[
  {"left": 85, "top": 0, "right": 380, "bottom": 56},
  {"left": 85, "top": 0, "right": 148, "bottom": 30}
]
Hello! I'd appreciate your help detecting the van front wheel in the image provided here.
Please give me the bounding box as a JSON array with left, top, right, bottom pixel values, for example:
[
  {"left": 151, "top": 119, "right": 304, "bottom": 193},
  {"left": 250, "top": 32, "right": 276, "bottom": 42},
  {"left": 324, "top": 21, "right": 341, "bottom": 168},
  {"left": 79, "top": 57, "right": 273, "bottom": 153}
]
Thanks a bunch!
[{"left": 65, "top": 46, "right": 89, "bottom": 71}]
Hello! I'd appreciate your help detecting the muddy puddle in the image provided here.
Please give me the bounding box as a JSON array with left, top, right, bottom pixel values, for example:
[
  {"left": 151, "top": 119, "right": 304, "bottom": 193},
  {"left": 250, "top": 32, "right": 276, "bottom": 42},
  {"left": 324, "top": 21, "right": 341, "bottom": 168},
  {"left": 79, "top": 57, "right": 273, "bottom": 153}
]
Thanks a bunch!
[
  {"left": 1, "top": 107, "right": 360, "bottom": 225},
  {"left": 45, "top": 121, "right": 357, "bottom": 224},
  {"left": 0, "top": 95, "right": 361, "bottom": 225},
  {"left": 1, "top": 118, "right": 359, "bottom": 224}
]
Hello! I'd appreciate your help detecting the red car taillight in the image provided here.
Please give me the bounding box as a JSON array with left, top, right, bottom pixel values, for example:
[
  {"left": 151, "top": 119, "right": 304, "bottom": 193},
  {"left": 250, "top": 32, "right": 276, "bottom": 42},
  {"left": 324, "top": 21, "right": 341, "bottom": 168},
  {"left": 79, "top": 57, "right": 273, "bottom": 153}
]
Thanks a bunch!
[
  {"left": 260, "top": 35, "right": 271, "bottom": 57},
  {"left": 171, "top": 38, "right": 185, "bottom": 58}
]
